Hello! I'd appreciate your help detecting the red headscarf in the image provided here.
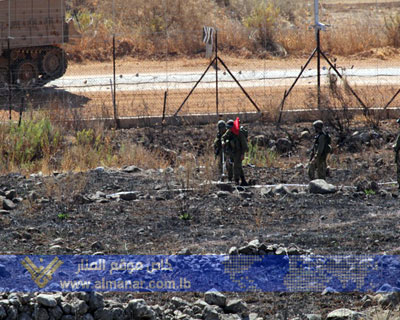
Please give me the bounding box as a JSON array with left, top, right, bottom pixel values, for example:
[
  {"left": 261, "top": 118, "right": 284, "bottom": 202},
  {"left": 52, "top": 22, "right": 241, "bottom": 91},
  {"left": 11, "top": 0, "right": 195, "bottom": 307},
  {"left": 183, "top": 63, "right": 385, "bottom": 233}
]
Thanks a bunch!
[{"left": 231, "top": 117, "right": 240, "bottom": 135}]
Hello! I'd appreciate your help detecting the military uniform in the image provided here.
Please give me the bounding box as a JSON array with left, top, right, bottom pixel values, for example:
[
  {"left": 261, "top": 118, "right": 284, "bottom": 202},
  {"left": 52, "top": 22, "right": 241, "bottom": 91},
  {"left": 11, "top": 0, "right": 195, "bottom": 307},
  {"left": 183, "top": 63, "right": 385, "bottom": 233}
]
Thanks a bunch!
[
  {"left": 214, "top": 121, "right": 227, "bottom": 174},
  {"left": 222, "top": 123, "right": 248, "bottom": 185},
  {"left": 393, "top": 119, "right": 400, "bottom": 188},
  {"left": 308, "top": 120, "right": 331, "bottom": 180}
]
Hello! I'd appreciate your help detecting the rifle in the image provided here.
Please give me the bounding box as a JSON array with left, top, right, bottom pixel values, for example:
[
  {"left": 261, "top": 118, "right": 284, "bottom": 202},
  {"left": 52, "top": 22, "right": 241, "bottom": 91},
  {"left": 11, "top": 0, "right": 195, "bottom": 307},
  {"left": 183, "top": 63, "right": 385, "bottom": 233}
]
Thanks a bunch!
[
  {"left": 221, "top": 148, "right": 226, "bottom": 181},
  {"left": 309, "top": 147, "right": 315, "bottom": 162}
]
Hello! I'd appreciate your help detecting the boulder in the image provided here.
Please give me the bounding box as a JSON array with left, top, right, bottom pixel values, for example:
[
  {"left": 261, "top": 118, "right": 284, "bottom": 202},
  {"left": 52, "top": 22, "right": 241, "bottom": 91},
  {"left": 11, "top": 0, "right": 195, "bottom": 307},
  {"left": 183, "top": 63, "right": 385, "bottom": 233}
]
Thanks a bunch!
[
  {"left": 326, "top": 308, "right": 364, "bottom": 320},
  {"left": 224, "top": 299, "right": 248, "bottom": 315},
  {"left": 251, "top": 135, "right": 269, "bottom": 147},
  {"left": 275, "top": 138, "right": 292, "bottom": 153},
  {"left": 123, "top": 165, "right": 141, "bottom": 173},
  {"left": 3, "top": 199, "right": 16, "bottom": 210},
  {"left": 89, "top": 292, "right": 104, "bottom": 311},
  {"left": 37, "top": 294, "right": 57, "bottom": 308},
  {"left": 5, "top": 190, "right": 16, "bottom": 200},
  {"left": 203, "top": 305, "right": 221, "bottom": 320},
  {"left": 205, "top": 290, "right": 226, "bottom": 308},
  {"left": 128, "top": 299, "right": 156, "bottom": 319},
  {"left": 309, "top": 179, "right": 337, "bottom": 194},
  {"left": 48, "top": 306, "right": 63, "bottom": 320}
]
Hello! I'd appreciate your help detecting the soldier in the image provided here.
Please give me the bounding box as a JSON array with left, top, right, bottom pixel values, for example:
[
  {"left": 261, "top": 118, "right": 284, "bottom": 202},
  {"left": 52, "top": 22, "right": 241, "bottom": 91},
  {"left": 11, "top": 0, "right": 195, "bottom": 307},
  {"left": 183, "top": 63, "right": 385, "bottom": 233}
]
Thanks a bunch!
[
  {"left": 393, "top": 118, "right": 400, "bottom": 189},
  {"left": 214, "top": 120, "right": 227, "bottom": 176},
  {"left": 308, "top": 120, "right": 332, "bottom": 180},
  {"left": 222, "top": 119, "right": 249, "bottom": 185}
]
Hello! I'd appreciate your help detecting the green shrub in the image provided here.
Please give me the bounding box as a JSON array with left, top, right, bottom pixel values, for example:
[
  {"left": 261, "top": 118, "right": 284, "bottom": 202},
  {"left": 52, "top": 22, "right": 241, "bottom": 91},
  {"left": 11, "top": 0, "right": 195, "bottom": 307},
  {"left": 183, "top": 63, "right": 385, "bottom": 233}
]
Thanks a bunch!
[
  {"left": 76, "top": 128, "right": 101, "bottom": 148},
  {"left": 244, "top": 142, "right": 277, "bottom": 167},
  {"left": 0, "top": 119, "right": 61, "bottom": 169},
  {"left": 243, "top": 1, "right": 280, "bottom": 48}
]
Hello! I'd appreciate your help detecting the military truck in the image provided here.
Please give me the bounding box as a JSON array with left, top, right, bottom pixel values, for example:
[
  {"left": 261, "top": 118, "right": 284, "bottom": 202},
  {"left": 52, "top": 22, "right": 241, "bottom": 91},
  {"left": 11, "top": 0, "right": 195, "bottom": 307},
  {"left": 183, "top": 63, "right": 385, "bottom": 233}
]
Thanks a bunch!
[{"left": 0, "top": 0, "right": 77, "bottom": 88}]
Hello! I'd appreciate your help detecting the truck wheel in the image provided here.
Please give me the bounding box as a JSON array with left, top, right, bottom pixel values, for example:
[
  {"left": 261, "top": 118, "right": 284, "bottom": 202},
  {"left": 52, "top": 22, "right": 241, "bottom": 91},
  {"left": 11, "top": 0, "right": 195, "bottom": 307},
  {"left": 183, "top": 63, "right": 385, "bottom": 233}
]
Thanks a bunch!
[
  {"left": 41, "top": 48, "right": 67, "bottom": 79},
  {"left": 13, "top": 60, "right": 39, "bottom": 89}
]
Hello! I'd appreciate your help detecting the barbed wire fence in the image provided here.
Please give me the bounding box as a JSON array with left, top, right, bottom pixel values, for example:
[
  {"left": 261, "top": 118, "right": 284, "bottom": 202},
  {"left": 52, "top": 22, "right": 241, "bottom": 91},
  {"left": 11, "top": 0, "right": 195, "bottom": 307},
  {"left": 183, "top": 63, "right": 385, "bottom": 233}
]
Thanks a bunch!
[{"left": 1, "top": 0, "right": 400, "bottom": 126}]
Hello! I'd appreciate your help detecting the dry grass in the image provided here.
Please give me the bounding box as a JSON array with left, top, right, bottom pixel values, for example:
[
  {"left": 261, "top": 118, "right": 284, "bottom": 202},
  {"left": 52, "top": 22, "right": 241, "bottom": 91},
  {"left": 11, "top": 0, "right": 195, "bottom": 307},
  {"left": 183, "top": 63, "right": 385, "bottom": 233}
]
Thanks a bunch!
[
  {"left": 0, "top": 112, "right": 171, "bottom": 175},
  {"left": 66, "top": 0, "right": 400, "bottom": 60},
  {"left": 2, "top": 82, "right": 400, "bottom": 122}
]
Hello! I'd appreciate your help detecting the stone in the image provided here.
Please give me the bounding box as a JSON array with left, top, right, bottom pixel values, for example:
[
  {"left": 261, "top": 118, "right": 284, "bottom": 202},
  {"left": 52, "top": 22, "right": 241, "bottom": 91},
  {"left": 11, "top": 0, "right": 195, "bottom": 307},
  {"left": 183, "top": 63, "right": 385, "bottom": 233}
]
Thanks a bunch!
[
  {"left": 221, "top": 315, "right": 241, "bottom": 320},
  {"left": 272, "top": 184, "right": 290, "bottom": 195},
  {"left": 249, "top": 313, "right": 259, "bottom": 320},
  {"left": 82, "top": 314, "right": 94, "bottom": 320},
  {"left": 170, "top": 297, "right": 191, "bottom": 309},
  {"left": 123, "top": 165, "right": 141, "bottom": 173},
  {"left": 248, "top": 239, "right": 260, "bottom": 248},
  {"left": 93, "top": 308, "right": 113, "bottom": 320},
  {"left": 275, "top": 138, "right": 292, "bottom": 153},
  {"left": 89, "top": 292, "right": 104, "bottom": 311},
  {"left": 322, "top": 287, "right": 338, "bottom": 295},
  {"left": 205, "top": 290, "right": 226, "bottom": 307},
  {"left": 377, "top": 292, "right": 400, "bottom": 307},
  {"left": 203, "top": 305, "right": 220, "bottom": 320},
  {"left": 37, "top": 294, "right": 57, "bottom": 307},
  {"left": 177, "top": 248, "right": 192, "bottom": 255},
  {"left": 305, "top": 315, "right": 322, "bottom": 320},
  {"left": 225, "top": 299, "right": 248, "bottom": 315},
  {"left": 49, "top": 245, "right": 63, "bottom": 253},
  {"left": 48, "top": 306, "right": 63, "bottom": 320},
  {"left": 60, "top": 302, "right": 73, "bottom": 314},
  {"left": 275, "top": 247, "right": 286, "bottom": 255},
  {"left": 251, "top": 135, "right": 269, "bottom": 147},
  {"left": 117, "top": 191, "right": 139, "bottom": 201},
  {"left": 193, "top": 299, "right": 209, "bottom": 310},
  {"left": 33, "top": 305, "right": 49, "bottom": 320},
  {"left": 72, "top": 300, "right": 89, "bottom": 314},
  {"left": 216, "top": 191, "right": 230, "bottom": 199},
  {"left": 61, "top": 316, "right": 75, "bottom": 320},
  {"left": 3, "top": 199, "right": 16, "bottom": 210},
  {"left": 111, "top": 307, "right": 124, "bottom": 319},
  {"left": 300, "top": 130, "right": 310, "bottom": 139},
  {"left": 228, "top": 247, "right": 238, "bottom": 255},
  {"left": 18, "top": 313, "right": 32, "bottom": 320},
  {"left": 91, "top": 241, "right": 104, "bottom": 251},
  {"left": 260, "top": 187, "right": 273, "bottom": 197},
  {"left": 0, "top": 306, "right": 6, "bottom": 319},
  {"left": 238, "top": 245, "right": 257, "bottom": 255},
  {"left": 309, "top": 179, "right": 337, "bottom": 194},
  {"left": 5, "top": 190, "right": 16, "bottom": 200},
  {"left": 128, "top": 299, "right": 156, "bottom": 319},
  {"left": 326, "top": 308, "right": 364, "bottom": 320}
]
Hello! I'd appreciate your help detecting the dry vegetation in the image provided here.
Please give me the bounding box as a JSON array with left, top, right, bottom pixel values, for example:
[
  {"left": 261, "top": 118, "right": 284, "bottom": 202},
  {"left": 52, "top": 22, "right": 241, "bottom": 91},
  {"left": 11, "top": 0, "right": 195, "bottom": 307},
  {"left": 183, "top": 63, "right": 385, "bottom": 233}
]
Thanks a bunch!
[
  {"left": 65, "top": 0, "right": 400, "bottom": 61},
  {"left": 0, "top": 113, "right": 172, "bottom": 175}
]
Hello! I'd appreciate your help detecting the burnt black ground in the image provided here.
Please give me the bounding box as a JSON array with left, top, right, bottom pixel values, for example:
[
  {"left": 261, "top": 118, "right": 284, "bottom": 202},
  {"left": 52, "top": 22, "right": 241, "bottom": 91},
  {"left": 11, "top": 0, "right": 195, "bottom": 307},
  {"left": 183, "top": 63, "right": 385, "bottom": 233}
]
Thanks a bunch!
[{"left": 1, "top": 120, "right": 400, "bottom": 318}]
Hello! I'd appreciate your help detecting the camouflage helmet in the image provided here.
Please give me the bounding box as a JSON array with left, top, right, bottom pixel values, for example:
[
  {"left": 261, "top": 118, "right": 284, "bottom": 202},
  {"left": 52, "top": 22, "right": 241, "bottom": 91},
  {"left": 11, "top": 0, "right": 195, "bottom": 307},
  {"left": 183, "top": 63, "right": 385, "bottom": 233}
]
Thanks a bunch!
[
  {"left": 226, "top": 119, "right": 234, "bottom": 128},
  {"left": 313, "top": 120, "right": 324, "bottom": 129},
  {"left": 217, "top": 120, "right": 226, "bottom": 129}
]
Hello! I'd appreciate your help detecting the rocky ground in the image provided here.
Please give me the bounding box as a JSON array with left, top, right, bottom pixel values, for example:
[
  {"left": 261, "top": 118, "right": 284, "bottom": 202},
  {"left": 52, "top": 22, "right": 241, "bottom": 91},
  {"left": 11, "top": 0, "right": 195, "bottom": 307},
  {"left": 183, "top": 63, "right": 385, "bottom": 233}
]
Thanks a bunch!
[{"left": 1, "top": 119, "right": 400, "bottom": 319}]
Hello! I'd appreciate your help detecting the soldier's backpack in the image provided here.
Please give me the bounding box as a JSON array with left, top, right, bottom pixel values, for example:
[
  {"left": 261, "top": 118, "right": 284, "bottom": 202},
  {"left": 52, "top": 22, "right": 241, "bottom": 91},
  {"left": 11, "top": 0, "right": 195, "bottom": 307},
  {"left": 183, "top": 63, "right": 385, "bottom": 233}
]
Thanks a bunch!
[{"left": 239, "top": 126, "right": 249, "bottom": 153}]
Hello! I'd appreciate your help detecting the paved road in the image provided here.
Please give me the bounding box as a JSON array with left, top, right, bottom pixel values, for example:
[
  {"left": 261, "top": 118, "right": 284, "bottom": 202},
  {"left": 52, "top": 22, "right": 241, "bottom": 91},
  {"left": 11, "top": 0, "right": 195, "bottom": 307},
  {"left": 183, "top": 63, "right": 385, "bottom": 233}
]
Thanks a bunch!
[{"left": 48, "top": 67, "right": 400, "bottom": 93}]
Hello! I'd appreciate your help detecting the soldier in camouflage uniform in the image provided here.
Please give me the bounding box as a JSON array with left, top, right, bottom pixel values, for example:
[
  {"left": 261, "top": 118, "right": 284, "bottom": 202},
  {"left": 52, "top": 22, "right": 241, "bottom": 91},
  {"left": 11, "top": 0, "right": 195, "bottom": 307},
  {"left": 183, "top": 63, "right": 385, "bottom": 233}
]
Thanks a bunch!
[
  {"left": 222, "top": 119, "right": 249, "bottom": 185},
  {"left": 393, "top": 118, "right": 400, "bottom": 188},
  {"left": 213, "top": 120, "right": 227, "bottom": 175},
  {"left": 308, "top": 120, "right": 331, "bottom": 180}
]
